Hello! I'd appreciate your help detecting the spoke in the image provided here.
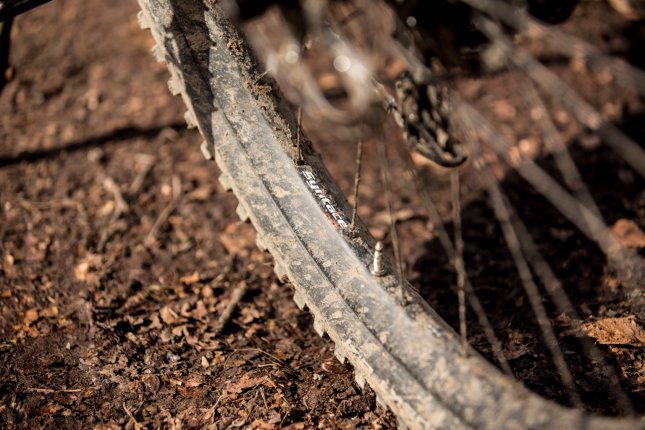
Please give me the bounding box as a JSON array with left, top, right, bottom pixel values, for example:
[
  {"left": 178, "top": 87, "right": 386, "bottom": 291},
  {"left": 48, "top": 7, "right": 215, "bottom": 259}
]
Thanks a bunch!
[
  {"left": 498, "top": 188, "right": 635, "bottom": 415},
  {"left": 376, "top": 135, "right": 406, "bottom": 304},
  {"left": 467, "top": 133, "right": 582, "bottom": 408},
  {"left": 517, "top": 76, "right": 635, "bottom": 415},
  {"left": 519, "top": 78, "right": 603, "bottom": 221},
  {"left": 454, "top": 99, "right": 643, "bottom": 286},
  {"left": 457, "top": 91, "right": 638, "bottom": 413},
  {"left": 459, "top": 0, "right": 645, "bottom": 96},
  {"left": 399, "top": 146, "right": 513, "bottom": 375},
  {"left": 474, "top": 16, "right": 645, "bottom": 177},
  {"left": 451, "top": 170, "right": 468, "bottom": 354},
  {"left": 351, "top": 135, "right": 364, "bottom": 231},
  {"left": 296, "top": 106, "right": 304, "bottom": 162}
]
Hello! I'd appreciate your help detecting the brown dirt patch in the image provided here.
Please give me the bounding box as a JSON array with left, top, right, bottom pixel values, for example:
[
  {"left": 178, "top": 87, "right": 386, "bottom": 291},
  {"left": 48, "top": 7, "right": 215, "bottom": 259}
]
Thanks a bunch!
[{"left": 0, "top": 0, "right": 393, "bottom": 428}]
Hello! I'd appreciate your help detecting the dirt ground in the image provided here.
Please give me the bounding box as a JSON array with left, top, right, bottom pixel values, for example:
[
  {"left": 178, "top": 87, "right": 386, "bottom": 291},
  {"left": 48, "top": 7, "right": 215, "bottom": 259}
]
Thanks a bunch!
[
  {"left": 0, "top": 0, "right": 643, "bottom": 429},
  {"left": 0, "top": 0, "right": 395, "bottom": 428}
]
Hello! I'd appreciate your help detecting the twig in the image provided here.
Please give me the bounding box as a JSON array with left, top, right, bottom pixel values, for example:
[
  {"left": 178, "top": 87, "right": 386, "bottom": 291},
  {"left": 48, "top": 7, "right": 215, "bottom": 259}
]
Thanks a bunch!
[
  {"left": 210, "top": 253, "right": 236, "bottom": 288},
  {"left": 26, "top": 387, "right": 83, "bottom": 393},
  {"left": 145, "top": 175, "right": 182, "bottom": 247},
  {"left": 202, "top": 393, "right": 225, "bottom": 423},
  {"left": 103, "top": 177, "right": 129, "bottom": 217},
  {"left": 123, "top": 401, "right": 143, "bottom": 430},
  {"left": 0, "top": 342, "right": 15, "bottom": 351},
  {"left": 260, "top": 387, "right": 269, "bottom": 412},
  {"left": 98, "top": 176, "right": 129, "bottom": 251},
  {"left": 214, "top": 281, "right": 250, "bottom": 333},
  {"left": 128, "top": 154, "right": 156, "bottom": 196},
  {"left": 233, "top": 347, "right": 290, "bottom": 368}
]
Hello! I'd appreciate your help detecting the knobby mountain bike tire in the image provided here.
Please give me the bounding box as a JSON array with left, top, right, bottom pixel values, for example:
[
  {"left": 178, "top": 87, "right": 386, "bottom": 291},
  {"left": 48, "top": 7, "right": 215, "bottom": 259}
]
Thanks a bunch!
[{"left": 136, "top": 0, "right": 641, "bottom": 428}]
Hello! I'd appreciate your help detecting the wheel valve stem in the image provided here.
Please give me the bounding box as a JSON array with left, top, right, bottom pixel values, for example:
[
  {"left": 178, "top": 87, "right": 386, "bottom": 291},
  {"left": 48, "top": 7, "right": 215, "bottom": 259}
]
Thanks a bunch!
[{"left": 371, "top": 241, "right": 386, "bottom": 276}]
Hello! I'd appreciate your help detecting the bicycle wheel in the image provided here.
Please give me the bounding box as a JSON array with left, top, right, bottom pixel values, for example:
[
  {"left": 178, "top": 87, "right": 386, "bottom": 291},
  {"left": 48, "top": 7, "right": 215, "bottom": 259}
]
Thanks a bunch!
[{"left": 137, "top": 0, "right": 642, "bottom": 428}]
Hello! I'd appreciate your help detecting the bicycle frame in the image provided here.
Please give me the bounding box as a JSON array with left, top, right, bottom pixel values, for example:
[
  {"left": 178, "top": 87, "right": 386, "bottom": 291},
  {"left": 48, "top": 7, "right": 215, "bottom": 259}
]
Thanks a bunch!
[{"left": 0, "top": 0, "right": 52, "bottom": 22}]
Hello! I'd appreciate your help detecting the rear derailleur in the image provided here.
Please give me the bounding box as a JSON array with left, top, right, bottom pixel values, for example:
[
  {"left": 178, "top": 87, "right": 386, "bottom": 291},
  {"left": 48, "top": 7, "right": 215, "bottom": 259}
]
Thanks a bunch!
[{"left": 390, "top": 72, "right": 467, "bottom": 168}]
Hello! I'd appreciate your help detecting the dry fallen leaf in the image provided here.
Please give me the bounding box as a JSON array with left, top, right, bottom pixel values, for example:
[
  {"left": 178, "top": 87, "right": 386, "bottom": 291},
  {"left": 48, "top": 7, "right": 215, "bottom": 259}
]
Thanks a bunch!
[
  {"left": 321, "top": 359, "right": 345, "bottom": 374},
  {"left": 180, "top": 272, "right": 200, "bottom": 284},
  {"left": 187, "top": 186, "right": 212, "bottom": 201},
  {"left": 93, "top": 423, "right": 121, "bottom": 430},
  {"left": 41, "top": 306, "right": 59, "bottom": 318},
  {"left": 74, "top": 254, "right": 103, "bottom": 285},
  {"left": 160, "top": 306, "right": 178, "bottom": 325},
  {"left": 240, "top": 306, "right": 261, "bottom": 324},
  {"left": 193, "top": 300, "right": 209, "bottom": 319},
  {"left": 141, "top": 374, "right": 161, "bottom": 394},
  {"left": 267, "top": 410, "right": 282, "bottom": 425},
  {"left": 612, "top": 219, "right": 645, "bottom": 249},
  {"left": 503, "top": 330, "right": 534, "bottom": 360},
  {"left": 24, "top": 308, "right": 39, "bottom": 326},
  {"left": 251, "top": 418, "right": 277, "bottom": 430},
  {"left": 225, "top": 373, "right": 268, "bottom": 396},
  {"left": 219, "top": 222, "right": 256, "bottom": 256},
  {"left": 2, "top": 254, "right": 16, "bottom": 278},
  {"left": 578, "top": 316, "right": 645, "bottom": 346},
  {"left": 184, "top": 374, "right": 203, "bottom": 388},
  {"left": 200, "top": 356, "right": 210, "bottom": 368}
]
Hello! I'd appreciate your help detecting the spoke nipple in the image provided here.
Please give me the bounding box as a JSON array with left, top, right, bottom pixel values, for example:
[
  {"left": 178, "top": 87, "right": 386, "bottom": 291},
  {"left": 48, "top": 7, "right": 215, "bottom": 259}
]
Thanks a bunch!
[{"left": 370, "top": 241, "right": 386, "bottom": 276}]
